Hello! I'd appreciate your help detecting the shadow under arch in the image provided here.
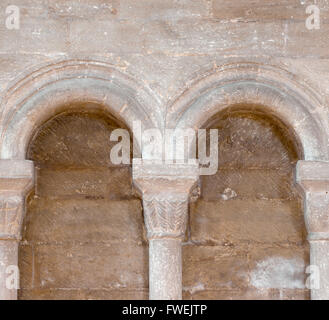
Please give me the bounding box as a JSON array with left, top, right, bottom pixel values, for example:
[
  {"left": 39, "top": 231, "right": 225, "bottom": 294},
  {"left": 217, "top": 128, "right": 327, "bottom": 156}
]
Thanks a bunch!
[
  {"left": 0, "top": 59, "right": 162, "bottom": 160},
  {"left": 202, "top": 103, "right": 304, "bottom": 161},
  {"left": 25, "top": 102, "right": 139, "bottom": 162}
]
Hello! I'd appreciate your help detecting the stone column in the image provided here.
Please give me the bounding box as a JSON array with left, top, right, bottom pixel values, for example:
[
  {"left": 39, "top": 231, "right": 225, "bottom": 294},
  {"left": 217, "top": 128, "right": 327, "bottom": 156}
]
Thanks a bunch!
[
  {"left": 0, "top": 160, "right": 34, "bottom": 300},
  {"left": 296, "top": 160, "right": 329, "bottom": 300},
  {"left": 133, "top": 160, "right": 199, "bottom": 300}
]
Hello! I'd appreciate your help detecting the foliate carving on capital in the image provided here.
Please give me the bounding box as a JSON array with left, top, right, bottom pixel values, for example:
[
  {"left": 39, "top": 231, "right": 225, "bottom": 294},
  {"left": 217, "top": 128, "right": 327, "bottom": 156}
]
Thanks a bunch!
[
  {"left": 143, "top": 195, "right": 188, "bottom": 239},
  {"left": 132, "top": 161, "right": 199, "bottom": 239}
]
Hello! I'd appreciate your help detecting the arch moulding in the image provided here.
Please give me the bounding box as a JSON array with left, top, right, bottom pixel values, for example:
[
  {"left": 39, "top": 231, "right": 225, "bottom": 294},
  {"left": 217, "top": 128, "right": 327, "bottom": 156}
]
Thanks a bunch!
[
  {"left": 167, "top": 62, "right": 329, "bottom": 161},
  {"left": 0, "top": 59, "right": 163, "bottom": 160}
]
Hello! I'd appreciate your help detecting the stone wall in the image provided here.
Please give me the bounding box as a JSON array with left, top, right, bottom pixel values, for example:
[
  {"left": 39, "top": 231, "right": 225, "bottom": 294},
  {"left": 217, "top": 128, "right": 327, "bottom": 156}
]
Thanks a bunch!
[{"left": 0, "top": 0, "right": 328, "bottom": 300}]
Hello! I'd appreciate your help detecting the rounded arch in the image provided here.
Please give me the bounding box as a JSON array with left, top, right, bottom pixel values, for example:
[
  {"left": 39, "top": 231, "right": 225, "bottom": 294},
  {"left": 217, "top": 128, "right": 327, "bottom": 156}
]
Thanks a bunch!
[
  {"left": 168, "top": 62, "right": 329, "bottom": 161},
  {"left": 0, "top": 59, "right": 163, "bottom": 159}
]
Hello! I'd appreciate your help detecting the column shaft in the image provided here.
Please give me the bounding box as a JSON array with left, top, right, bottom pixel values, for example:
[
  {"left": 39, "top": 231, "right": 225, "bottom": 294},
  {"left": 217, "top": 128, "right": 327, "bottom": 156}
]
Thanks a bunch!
[
  {"left": 310, "top": 240, "right": 329, "bottom": 300},
  {"left": 149, "top": 239, "right": 182, "bottom": 300}
]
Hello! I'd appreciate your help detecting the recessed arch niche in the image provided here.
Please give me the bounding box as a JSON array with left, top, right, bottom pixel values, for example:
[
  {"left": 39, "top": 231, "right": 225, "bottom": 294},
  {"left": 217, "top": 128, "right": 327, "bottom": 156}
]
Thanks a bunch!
[
  {"left": 18, "top": 105, "right": 148, "bottom": 300},
  {"left": 183, "top": 104, "right": 309, "bottom": 299}
]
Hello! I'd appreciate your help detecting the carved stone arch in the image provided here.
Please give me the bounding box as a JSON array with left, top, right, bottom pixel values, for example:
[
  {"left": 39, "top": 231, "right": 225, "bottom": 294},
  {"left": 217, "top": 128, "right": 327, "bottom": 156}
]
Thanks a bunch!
[
  {"left": 167, "top": 62, "right": 329, "bottom": 300},
  {"left": 167, "top": 62, "right": 329, "bottom": 161},
  {"left": 0, "top": 59, "right": 164, "bottom": 300},
  {"left": 0, "top": 59, "right": 163, "bottom": 159}
]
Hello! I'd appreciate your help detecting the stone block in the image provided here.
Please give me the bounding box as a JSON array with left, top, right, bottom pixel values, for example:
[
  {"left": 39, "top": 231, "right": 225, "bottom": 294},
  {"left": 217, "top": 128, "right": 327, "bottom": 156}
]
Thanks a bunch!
[
  {"left": 35, "top": 167, "right": 133, "bottom": 199},
  {"left": 22, "top": 199, "right": 143, "bottom": 243},
  {"left": 190, "top": 199, "right": 305, "bottom": 244},
  {"left": 0, "top": 15, "right": 68, "bottom": 54},
  {"left": 47, "top": 0, "right": 119, "bottom": 19},
  {"left": 118, "top": 0, "right": 209, "bottom": 20},
  {"left": 32, "top": 243, "right": 148, "bottom": 289},
  {"left": 69, "top": 19, "right": 144, "bottom": 54},
  {"left": 182, "top": 245, "right": 249, "bottom": 290},
  {"left": 212, "top": 0, "right": 328, "bottom": 23},
  {"left": 201, "top": 168, "right": 297, "bottom": 200}
]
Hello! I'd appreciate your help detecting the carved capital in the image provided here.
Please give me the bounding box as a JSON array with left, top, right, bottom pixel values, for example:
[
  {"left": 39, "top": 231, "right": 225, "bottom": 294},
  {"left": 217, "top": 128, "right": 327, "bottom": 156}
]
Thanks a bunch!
[
  {"left": 295, "top": 160, "right": 329, "bottom": 239},
  {"left": 0, "top": 160, "right": 34, "bottom": 239},
  {"left": 133, "top": 160, "right": 199, "bottom": 239},
  {"left": 143, "top": 195, "right": 188, "bottom": 239}
]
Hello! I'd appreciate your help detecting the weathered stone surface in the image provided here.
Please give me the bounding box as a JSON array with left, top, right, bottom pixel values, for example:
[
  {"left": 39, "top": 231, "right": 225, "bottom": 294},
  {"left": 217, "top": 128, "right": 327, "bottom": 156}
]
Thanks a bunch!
[
  {"left": 46, "top": 0, "right": 210, "bottom": 21},
  {"left": 182, "top": 244, "right": 309, "bottom": 299},
  {"left": 18, "top": 243, "right": 33, "bottom": 289},
  {"left": 28, "top": 111, "right": 127, "bottom": 167},
  {"left": 0, "top": 1, "right": 328, "bottom": 57},
  {"left": 183, "top": 288, "right": 310, "bottom": 300},
  {"left": 22, "top": 198, "right": 143, "bottom": 243},
  {"left": 47, "top": 0, "right": 119, "bottom": 19},
  {"left": 210, "top": 113, "right": 299, "bottom": 169},
  {"left": 65, "top": 17, "right": 329, "bottom": 57},
  {"left": 201, "top": 168, "right": 298, "bottom": 200},
  {"left": 35, "top": 167, "right": 133, "bottom": 199},
  {"left": 190, "top": 199, "right": 305, "bottom": 244},
  {"left": 248, "top": 245, "right": 309, "bottom": 290},
  {"left": 182, "top": 245, "right": 249, "bottom": 290},
  {"left": 0, "top": 53, "right": 52, "bottom": 92},
  {"left": 118, "top": 0, "right": 210, "bottom": 20},
  {"left": 212, "top": 0, "right": 329, "bottom": 22},
  {"left": 0, "top": 14, "right": 68, "bottom": 54},
  {"left": 21, "top": 243, "right": 148, "bottom": 290},
  {"left": 19, "top": 288, "right": 148, "bottom": 300}
]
